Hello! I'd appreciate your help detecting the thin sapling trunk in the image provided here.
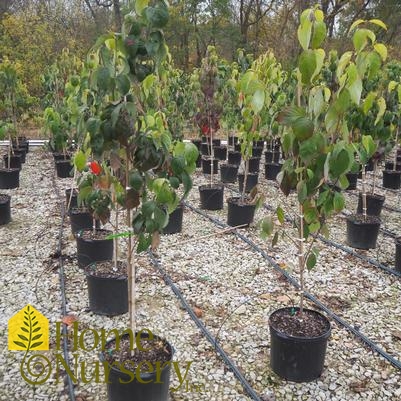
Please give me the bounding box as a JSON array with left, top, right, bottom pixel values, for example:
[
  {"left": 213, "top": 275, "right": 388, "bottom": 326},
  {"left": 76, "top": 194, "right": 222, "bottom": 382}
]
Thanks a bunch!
[
  {"left": 361, "top": 166, "right": 367, "bottom": 221},
  {"left": 298, "top": 203, "right": 305, "bottom": 315},
  {"left": 241, "top": 158, "right": 249, "bottom": 204},
  {"left": 394, "top": 127, "right": 399, "bottom": 172}
]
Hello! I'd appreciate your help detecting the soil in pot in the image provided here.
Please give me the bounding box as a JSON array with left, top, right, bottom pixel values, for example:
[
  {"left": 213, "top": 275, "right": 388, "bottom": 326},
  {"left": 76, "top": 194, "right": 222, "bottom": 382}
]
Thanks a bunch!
[
  {"left": 269, "top": 307, "right": 331, "bottom": 382},
  {"left": 199, "top": 184, "right": 224, "bottom": 210},
  {"left": 395, "top": 237, "right": 401, "bottom": 273},
  {"left": 3, "top": 154, "right": 22, "bottom": 170},
  {"left": 0, "top": 168, "right": 20, "bottom": 189},
  {"left": 346, "top": 214, "right": 381, "bottom": 250},
  {"left": 220, "top": 163, "right": 238, "bottom": 183},
  {"left": 56, "top": 160, "right": 73, "bottom": 178},
  {"left": 101, "top": 332, "right": 173, "bottom": 401},
  {"left": 227, "top": 196, "right": 256, "bottom": 227},
  {"left": 162, "top": 204, "right": 183, "bottom": 234},
  {"left": 228, "top": 151, "right": 241, "bottom": 166},
  {"left": 76, "top": 229, "right": 113, "bottom": 268},
  {"left": 0, "top": 194, "right": 11, "bottom": 225},
  {"left": 213, "top": 145, "right": 227, "bottom": 160},
  {"left": 53, "top": 152, "right": 71, "bottom": 161},
  {"left": 238, "top": 173, "right": 258, "bottom": 193},
  {"left": 356, "top": 193, "right": 385, "bottom": 217},
  {"left": 70, "top": 207, "right": 100, "bottom": 234},
  {"left": 84, "top": 260, "right": 128, "bottom": 316},
  {"left": 345, "top": 172, "right": 358, "bottom": 190},
  {"left": 382, "top": 170, "right": 401, "bottom": 189},
  {"left": 265, "top": 162, "right": 282, "bottom": 181},
  {"left": 201, "top": 157, "right": 219, "bottom": 175}
]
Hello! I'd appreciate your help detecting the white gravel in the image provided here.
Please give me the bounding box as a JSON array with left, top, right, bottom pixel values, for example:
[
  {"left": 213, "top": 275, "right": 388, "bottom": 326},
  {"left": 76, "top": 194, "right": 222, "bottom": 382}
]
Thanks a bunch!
[{"left": 1, "top": 147, "right": 401, "bottom": 401}]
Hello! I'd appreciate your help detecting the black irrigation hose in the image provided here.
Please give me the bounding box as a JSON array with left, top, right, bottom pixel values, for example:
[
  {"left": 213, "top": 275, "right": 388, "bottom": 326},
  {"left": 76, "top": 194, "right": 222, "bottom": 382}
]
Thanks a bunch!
[
  {"left": 184, "top": 201, "right": 401, "bottom": 371},
  {"left": 147, "top": 251, "right": 262, "bottom": 401},
  {"left": 51, "top": 170, "right": 76, "bottom": 401},
  {"left": 226, "top": 183, "right": 401, "bottom": 278}
]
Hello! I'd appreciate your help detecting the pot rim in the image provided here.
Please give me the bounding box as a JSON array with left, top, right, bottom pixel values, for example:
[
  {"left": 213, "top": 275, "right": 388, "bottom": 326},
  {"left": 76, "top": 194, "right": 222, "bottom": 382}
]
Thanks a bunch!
[
  {"left": 99, "top": 332, "right": 174, "bottom": 379},
  {"left": 269, "top": 307, "right": 331, "bottom": 341},
  {"left": 346, "top": 213, "right": 381, "bottom": 225}
]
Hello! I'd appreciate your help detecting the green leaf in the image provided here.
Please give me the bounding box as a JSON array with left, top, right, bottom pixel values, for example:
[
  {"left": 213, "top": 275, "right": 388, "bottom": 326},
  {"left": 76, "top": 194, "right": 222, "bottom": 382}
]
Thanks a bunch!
[
  {"left": 311, "top": 21, "right": 326, "bottom": 49},
  {"left": 369, "top": 19, "right": 387, "bottom": 30},
  {"left": 260, "top": 216, "right": 274, "bottom": 236},
  {"left": 74, "top": 150, "right": 87, "bottom": 172},
  {"left": 374, "top": 97, "right": 386, "bottom": 125},
  {"left": 306, "top": 251, "right": 316, "bottom": 270},
  {"left": 276, "top": 206, "right": 285, "bottom": 225},
  {"left": 297, "top": 10, "right": 313, "bottom": 50},
  {"left": 333, "top": 191, "right": 345, "bottom": 212},
  {"left": 299, "top": 50, "right": 317, "bottom": 85},
  {"left": 330, "top": 148, "right": 351, "bottom": 178},
  {"left": 135, "top": 0, "right": 149, "bottom": 16},
  {"left": 362, "top": 135, "right": 376, "bottom": 157},
  {"left": 363, "top": 92, "right": 377, "bottom": 115},
  {"left": 272, "top": 231, "right": 279, "bottom": 246},
  {"left": 116, "top": 74, "right": 131, "bottom": 96},
  {"left": 353, "top": 29, "right": 375, "bottom": 53},
  {"left": 349, "top": 19, "right": 365, "bottom": 32},
  {"left": 251, "top": 89, "right": 265, "bottom": 113},
  {"left": 297, "top": 180, "right": 308, "bottom": 203},
  {"left": 96, "top": 67, "right": 111, "bottom": 92},
  {"left": 374, "top": 43, "right": 387, "bottom": 61}
]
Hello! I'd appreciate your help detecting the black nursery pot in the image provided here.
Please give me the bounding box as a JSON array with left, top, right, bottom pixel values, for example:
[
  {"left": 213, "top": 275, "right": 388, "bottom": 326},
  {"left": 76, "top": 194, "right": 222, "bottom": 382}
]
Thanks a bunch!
[
  {"left": 346, "top": 214, "right": 381, "bottom": 250},
  {"left": 199, "top": 184, "right": 224, "bottom": 210},
  {"left": 356, "top": 193, "right": 385, "bottom": 217},
  {"left": 265, "top": 162, "right": 282, "bottom": 181},
  {"left": 264, "top": 150, "right": 280, "bottom": 164},
  {"left": 12, "top": 148, "right": 26, "bottom": 163},
  {"left": 384, "top": 161, "right": 401, "bottom": 171},
  {"left": 252, "top": 146, "right": 264, "bottom": 158},
  {"left": 228, "top": 151, "right": 241, "bottom": 166},
  {"left": 70, "top": 208, "right": 100, "bottom": 234},
  {"left": 100, "top": 332, "right": 173, "bottom": 401},
  {"left": 228, "top": 136, "right": 238, "bottom": 146},
  {"left": 0, "top": 194, "right": 11, "bottom": 226},
  {"left": 201, "top": 157, "right": 219, "bottom": 175},
  {"left": 56, "top": 160, "right": 73, "bottom": 178},
  {"left": 65, "top": 188, "right": 78, "bottom": 212},
  {"left": 200, "top": 142, "right": 210, "bottom": 156},
  {"left": 248, "top": 157, "right": 261, "bottom": 173},
  {"left": 220, "top": 163, "right": 238, "bottom": 183},
  {"left": 191, "top": 139, "right": 202, "bottom": 150},
  {"left": 0, "top": 168, "right": 20, "bottom": 189},
  {"left": 84, "top": 261, "right": 128, "bottom": 316},
  {"left": 269, "top": 307, "right": 331, "bottom": 383},
  {"left": 238, "top": 173, "right": 258, "bottom": 193},
  {"left": 3, "top": 154, "right": 22, "bottom": 170},
  {"left": 53, "top": 152, "right": 71, "bottom": 161},
  {"left": 163, "top": 204, "right": 183, "bottom": 234},
  {"left": 76, "top": 229, "right": 114, "bottom": 268},
  {"left": 345, "top": 172, "right": 358, "bottom": 190},
  {"left": 226, "top": 197, "right": 256, "bottom": 227},
  {"left": 213, "top": 145, "right": 227, "bottom": 160},
  {"left": 382, "top": 170, "right": 401, "bottom": 189},
  {"left": 395, "top": 237, "right": 401, "bottom": 273}
]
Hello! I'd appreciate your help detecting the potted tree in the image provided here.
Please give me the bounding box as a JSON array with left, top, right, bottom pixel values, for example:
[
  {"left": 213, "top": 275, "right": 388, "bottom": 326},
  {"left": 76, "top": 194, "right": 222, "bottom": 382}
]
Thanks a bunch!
[
  {"left": 83, "top": 2, "right": 198, "bottom": 399},
  {"left": 0, "top": 60, "right": 23, "bottom": 189},
  {"left": 260, "top": 7, "right": 375, "bottom": 382},
  {"left": 196, "top": 46, "right": 224, "bottom": 210}
]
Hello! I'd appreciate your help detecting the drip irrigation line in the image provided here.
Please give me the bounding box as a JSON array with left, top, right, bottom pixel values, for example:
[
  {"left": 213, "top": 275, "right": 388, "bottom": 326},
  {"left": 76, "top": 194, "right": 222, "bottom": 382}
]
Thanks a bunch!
[
  {"left": 225, "top": 183, "right": 401, "bottom": 278},
  {"left": 184, "top": 201, "right": 401, "bottom": 371},
  {"left": 147, "top": 252, "right": 262, "bottom": 401},
  {"left": 51, "top": 171, "right": 76, "bottom": 401}
]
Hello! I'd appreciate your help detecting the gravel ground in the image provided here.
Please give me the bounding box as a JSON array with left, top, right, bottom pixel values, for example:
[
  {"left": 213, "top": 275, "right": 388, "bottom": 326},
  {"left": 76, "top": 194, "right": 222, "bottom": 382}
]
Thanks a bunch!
[{"left": 1, "top": 147, "right": 401, "bottom": 401}]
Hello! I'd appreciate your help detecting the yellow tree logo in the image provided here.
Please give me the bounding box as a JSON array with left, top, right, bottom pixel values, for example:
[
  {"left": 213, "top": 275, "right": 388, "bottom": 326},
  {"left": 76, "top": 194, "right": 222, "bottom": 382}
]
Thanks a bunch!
[
  {"left": 8, "top": 305, "right": 51, "bottom": 385},
  {"left": 8, "top": 304, "right": 49, "bottom": 350}
]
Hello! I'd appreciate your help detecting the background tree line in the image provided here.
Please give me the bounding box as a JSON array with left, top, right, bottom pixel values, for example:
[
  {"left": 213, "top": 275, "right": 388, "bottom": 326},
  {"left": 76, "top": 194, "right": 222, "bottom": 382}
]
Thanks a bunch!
[{"left": 0, "top": 0, "right": 400, "bottom": 102}]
